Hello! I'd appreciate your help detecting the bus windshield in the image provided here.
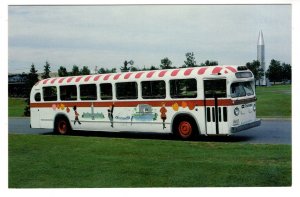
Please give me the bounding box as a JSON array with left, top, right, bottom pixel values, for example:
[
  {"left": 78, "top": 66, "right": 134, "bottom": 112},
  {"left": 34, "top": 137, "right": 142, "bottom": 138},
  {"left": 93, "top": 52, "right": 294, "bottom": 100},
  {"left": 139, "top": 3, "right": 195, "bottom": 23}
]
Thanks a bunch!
[{"left": 230, "top": 82, "right": 254, "bottom": 98}]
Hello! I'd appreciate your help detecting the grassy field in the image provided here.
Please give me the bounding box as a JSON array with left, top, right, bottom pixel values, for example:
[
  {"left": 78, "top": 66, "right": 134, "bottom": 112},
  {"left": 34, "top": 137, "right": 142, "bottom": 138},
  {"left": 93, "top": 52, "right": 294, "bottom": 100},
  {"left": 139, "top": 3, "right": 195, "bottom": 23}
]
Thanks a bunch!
[
  {"left": 255, "top": 85, "right": 291, "bottom": 118},
  {"left": 9, "top": 134, "right": 291, "bottom": 188},
  {"left": 8, "top": 98, "right": 26, "bottom": 117}
]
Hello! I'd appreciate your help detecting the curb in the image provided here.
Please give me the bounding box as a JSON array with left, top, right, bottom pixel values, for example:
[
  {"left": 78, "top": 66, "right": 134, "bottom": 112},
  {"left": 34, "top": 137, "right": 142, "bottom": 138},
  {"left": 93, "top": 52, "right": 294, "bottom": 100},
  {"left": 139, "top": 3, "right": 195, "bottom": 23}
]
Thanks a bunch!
[{"left": 258, "top": 117, "right": 291, "bottom": 121}]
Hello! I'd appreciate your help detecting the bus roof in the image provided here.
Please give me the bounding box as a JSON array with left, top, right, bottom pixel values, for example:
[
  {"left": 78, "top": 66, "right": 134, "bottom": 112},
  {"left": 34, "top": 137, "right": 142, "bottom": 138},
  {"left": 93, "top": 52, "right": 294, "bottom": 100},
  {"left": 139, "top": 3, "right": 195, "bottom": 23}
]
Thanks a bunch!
[{"left": 34, "top": 65, "right": 251, "bottom": 87}]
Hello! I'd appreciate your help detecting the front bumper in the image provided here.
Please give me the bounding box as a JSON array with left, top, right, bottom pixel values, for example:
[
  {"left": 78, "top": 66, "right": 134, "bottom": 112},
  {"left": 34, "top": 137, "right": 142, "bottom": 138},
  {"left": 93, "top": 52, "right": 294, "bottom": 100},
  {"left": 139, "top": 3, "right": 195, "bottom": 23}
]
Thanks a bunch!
[{"left": 231, "top": 119, "right": 261, "bottom": 133}]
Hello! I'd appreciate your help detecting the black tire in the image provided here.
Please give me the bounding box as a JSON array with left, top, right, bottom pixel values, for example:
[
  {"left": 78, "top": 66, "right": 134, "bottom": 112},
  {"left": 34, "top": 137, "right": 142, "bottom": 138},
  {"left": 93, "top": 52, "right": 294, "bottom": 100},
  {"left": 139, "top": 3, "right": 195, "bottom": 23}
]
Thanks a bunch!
[
  {"left": 173, "top": 116, "right": 198, "bottom": 140},
  {"left": 54, "top": 116, "right": 71, "bottom": 135}
]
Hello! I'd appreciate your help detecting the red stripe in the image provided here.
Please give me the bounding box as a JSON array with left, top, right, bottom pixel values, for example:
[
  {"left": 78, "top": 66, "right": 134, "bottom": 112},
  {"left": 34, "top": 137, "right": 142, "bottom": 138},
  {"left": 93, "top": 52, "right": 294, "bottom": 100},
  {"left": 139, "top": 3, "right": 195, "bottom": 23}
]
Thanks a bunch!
[
  {"left": 198, "top": 67, "right": 207, "bottom": 75},
  {"left": 212, "top": 67, "right": 222, "bottom": 74},
  {"left": 158, "top": 70, "right": 167, "bottom": 77},
  {"left": 66, "top": 77, "right": 74, "bottom": 83},
  {"left": 30, "top": 98, "right": 240, "bottom": 108},
  {"left": 135, "top": 72, "right": 144, "bottom": 79},
  {"left": 50, "top": 78, "right": 57, "bottom": 84},
  {"left": 93, "top": 75, "right": 102, "bottom": 81},
  {"left": 75, "top": 76, "right": 83, "bottom": 82},
  {"left": 124, "top": 73, "right": 132, "bottom": 79},
  {"left": 104, "top": 74, "right": 111, "bottom": 80},
  {"left": 84, "top": 75, "right": 92, "bottom": 82},
  {"left": 43, "top": 79, "right": 50, "bottom": 84},
  {"left": 113, "top": 73, "right": 122, "bottom": 80},
  {"left": 58, "top": 78, "right": 66, "bottom": 83},
  {"left": 171, "top": 69, "right": 180, "bottom": 76},
  {"left": 184, "top": 68, "right": 194, "bottom": 76},
  {"left": 226, "top": 66, "right": 237, "bottom": 73},
  {"left": 146, "top": 71, "right": 156, "bottom": 78}
]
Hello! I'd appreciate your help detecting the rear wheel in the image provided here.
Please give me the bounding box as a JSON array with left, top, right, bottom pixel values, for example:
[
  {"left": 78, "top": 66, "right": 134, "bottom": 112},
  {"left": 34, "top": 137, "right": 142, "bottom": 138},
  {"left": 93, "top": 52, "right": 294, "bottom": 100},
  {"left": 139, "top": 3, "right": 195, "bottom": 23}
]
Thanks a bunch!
[
  {"left": 174, "top": 117, "right": 198, "bottom": 140},
  {"left": 54, "top": 116, "right": 71, "bottom": 135}
]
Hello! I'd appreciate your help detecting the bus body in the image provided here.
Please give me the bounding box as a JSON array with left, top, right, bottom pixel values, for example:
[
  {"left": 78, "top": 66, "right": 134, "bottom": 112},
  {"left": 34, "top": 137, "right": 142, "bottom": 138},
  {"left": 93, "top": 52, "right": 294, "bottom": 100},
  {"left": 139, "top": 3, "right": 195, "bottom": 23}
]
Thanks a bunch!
[{"left": 30, "top": 65, "right": 261, "bottom": 139}]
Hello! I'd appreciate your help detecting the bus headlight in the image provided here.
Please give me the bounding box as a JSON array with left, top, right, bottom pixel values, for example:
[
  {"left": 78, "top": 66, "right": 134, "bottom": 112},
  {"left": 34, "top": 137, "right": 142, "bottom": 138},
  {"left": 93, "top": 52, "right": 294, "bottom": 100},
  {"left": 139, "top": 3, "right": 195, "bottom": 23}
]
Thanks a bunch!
[
  {"left": 234, "top": 107, "right": 239, "bottom": 116},
  {"left": 253, "top": 104, "right": 256, "bottom": 111}
]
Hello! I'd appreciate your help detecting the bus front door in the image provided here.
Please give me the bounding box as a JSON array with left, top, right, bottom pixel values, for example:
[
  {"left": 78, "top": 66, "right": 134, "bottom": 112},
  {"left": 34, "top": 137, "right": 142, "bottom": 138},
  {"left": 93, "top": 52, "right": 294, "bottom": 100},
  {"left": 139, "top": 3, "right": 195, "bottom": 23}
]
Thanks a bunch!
[
  {"left": 204, "top": 96, "right": 220, "bottom": 135},
  {"left": 203, "top": 79, "right": 227, "bottom": 135}
]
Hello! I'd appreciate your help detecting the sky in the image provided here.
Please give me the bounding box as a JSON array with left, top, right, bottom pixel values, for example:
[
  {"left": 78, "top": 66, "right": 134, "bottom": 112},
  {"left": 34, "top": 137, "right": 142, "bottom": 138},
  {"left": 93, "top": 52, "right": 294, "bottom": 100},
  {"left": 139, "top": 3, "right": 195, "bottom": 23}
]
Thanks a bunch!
[{"left": 8, "top": 4, "right": 291, "bottom": 73}]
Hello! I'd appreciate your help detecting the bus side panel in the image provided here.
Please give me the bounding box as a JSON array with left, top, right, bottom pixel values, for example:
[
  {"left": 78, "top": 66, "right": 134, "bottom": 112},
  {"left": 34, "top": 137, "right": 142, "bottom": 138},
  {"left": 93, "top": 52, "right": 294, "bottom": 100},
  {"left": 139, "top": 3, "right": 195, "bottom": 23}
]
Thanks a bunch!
[{"left": 30, "top": 107, "right": 40, "bottom": 128}]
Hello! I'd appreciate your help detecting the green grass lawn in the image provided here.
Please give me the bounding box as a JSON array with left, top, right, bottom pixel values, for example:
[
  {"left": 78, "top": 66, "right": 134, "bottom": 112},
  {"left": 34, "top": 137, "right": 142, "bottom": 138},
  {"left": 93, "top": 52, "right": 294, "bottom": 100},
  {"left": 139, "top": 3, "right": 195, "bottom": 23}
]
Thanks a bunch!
[
  {"left": 255, "top": 85, "right": 291, "bottom": 118},
  {"left": 9, "top": 134, "right": 291, "bottom": 188},
  {"left": 8, "top": 98, "right": 26, "bottom": 117}
]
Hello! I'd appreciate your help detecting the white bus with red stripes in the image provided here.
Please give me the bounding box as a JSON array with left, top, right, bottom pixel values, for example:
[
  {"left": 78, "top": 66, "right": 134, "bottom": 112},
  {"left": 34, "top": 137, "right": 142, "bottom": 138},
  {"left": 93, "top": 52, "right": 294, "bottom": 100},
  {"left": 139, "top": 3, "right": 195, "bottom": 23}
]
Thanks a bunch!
[{"left": 30, "top": 65, "right": 261, "bottom": 139}]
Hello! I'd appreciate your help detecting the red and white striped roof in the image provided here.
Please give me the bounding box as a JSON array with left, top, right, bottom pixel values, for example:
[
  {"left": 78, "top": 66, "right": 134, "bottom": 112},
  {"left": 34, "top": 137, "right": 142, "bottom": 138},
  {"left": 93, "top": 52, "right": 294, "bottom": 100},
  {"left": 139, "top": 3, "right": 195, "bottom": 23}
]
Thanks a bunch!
[{"left": 35, "top": 65, "right": 242, "bottom": 87}]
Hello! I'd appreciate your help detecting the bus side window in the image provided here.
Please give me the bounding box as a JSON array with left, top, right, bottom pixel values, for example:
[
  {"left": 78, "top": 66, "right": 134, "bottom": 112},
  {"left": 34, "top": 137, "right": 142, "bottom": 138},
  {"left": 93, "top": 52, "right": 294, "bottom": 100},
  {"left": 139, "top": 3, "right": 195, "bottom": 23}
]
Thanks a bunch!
[
  {"left": 43, "top": 86, "right": 57, "bottom": 101},
  {"left": 34, "top": 92, "right": 41, "bottom": 102},
  {"left": 100, "top": 83, "right": 113, "bottom": 100},
  {"left": 116, "top": 82, "right": 138, "bottom": 100},
  {"left": 80, "top": 84, "right": 97, "bottom": 100},
  {"left": 60, "top": 85, "right": 77, "bottom": 101},
  {"left": 170, "top": 79, "right": 197, "bottom": 98},
  {"left": 141, "top": 80, "right": 166, "bottom": 99}
]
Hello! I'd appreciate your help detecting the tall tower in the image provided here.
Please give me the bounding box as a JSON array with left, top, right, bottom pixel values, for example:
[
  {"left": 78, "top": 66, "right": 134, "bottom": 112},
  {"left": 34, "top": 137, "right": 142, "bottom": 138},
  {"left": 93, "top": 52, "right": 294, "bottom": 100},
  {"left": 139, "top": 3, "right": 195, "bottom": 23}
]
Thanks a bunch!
[{"left": 257, "top": 30, "right": 266, "bottom": 85}]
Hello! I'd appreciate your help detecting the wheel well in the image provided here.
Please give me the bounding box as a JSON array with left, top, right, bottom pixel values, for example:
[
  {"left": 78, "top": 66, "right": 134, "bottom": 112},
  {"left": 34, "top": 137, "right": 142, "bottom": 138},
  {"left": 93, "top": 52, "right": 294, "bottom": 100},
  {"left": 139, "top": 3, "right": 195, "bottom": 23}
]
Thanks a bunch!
[{"left": 172, "top": 113, "right": 200, "bottom": 135}]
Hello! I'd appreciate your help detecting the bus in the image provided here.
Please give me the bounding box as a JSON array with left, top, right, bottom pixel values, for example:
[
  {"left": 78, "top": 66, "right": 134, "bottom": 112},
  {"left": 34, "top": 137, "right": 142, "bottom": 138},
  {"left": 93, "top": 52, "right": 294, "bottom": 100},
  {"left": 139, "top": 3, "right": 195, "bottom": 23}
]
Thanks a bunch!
[{"left": 30, "top": 65, "right": 261, "bottom": 139}]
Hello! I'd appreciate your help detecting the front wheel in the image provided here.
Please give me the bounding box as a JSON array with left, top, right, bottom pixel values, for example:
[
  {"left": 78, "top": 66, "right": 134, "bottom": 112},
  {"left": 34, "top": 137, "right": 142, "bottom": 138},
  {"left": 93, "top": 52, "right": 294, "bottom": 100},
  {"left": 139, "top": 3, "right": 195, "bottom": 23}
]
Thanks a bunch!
[{"left": 54, "top": 117, "right": 71, "bottom": 135}]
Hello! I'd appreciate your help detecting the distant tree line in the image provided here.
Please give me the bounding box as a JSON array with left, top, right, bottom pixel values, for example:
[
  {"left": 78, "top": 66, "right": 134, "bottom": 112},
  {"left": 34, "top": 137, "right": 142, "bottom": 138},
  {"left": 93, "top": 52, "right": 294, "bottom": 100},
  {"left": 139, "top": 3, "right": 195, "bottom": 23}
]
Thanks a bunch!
[{"left": 245, "top": 59, "right": 291, "bottom": 85}]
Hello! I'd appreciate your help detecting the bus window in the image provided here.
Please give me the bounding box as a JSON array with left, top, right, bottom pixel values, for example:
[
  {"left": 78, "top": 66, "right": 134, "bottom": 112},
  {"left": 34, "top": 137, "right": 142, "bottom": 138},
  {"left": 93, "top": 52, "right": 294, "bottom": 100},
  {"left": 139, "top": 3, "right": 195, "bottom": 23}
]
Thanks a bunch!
[
  {"left": 204, "top": 79, "right": 226, "bottom": 98},
  {"left": 60, "top": 85, "right": 77, "bottom": 101},
  {"left": 80, "top": 84, "right": 97, "bottom": 100},
  {"left": 231, "top": 82, "right": 253, "bottom": 98},
  {"left": 100, "top": 83, "right": 113, "bottom": 100},
  {"left": 43, "top": 86, "right": 57, "bottom": 101},
  {"left": 34, "top": 92, "right": 41, "bottom": 102},
  {"left": 170, "top": 79, "right": 197, "bottom": 98},
  {"left": 141, "top": 80, "right": 166, "bottom": 99},
  {"left": 116, "top": 82, "right": 138, "bottom": 100}
]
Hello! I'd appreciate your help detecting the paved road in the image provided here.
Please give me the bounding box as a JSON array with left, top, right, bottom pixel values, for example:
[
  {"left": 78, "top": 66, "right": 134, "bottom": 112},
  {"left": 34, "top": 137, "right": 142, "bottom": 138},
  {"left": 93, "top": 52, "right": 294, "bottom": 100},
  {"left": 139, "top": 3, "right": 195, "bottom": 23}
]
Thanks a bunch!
[{"left": 8, "top": 117, "right": 291, "bottom": 144}]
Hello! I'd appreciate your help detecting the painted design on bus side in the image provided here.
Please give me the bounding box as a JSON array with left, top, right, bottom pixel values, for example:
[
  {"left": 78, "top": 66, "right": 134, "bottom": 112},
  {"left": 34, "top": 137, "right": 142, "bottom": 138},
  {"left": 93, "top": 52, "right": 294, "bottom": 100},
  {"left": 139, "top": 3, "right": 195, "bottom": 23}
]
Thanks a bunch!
[
  {"left": 73, "top": 105, "right": 81, "bottom": 125},
  {"left": 108, "top": 104, "right": 114, "bottom": 127},
  {"left": 171, "top": 101, "right": 196, "bottom": 111},
  {"left": 81, "top": 102, "right": 105, "bottom": 120},
  {"left": 160, "top": 102, "right": 167, "bottom": 129},
  {"left": 131, "top": 104, "right": 157, "bottom": 122}
]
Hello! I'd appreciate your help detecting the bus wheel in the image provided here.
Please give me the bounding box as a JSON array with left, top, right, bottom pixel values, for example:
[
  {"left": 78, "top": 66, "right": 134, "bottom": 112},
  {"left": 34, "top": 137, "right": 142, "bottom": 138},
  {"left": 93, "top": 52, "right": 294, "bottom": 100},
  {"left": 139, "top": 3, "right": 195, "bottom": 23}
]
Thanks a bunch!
[
  {"left": 54, "top": 117, "right": 71, "bottom": 135},
  {"left": 175, "top": 118, "right": 197, "bottom": 140}
]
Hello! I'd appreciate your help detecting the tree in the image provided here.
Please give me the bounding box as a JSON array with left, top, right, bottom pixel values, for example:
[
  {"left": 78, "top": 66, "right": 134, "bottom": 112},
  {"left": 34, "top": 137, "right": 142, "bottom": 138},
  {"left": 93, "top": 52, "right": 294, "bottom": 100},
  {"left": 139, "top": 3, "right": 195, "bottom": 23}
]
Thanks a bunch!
[
  {"left": 58, "top": 66, "right": 68, "bottom": 77},
  {"left": 282, "top": 63, "right": 291, "bottom": 82},
  {"left": 204, "top": 60, "right": 218, "bottom": 66},
  {"left": 183, "top": 52, "right": 196, "bottom": 67},
  {"left": 27, "top": 63, "right": 39, "bottom": 88},
  {"left": 41, "top": 61, "right": 51, "bottom": 79},
  {"left": 130, "top": 66, "right": 139, "bottom": 72},
  {"left": 121, "top": 60, "right": 134, "bottom": 72},
  {"left": 266, "top": 59, "right": 283, "bottom": 85},
  {"left": 149, "top": 65, "right": 159, "bottom": 70},
  {"left": 246, "top": 60, "right": 264, "bottom": 85},
  {"left": 160, "top": 57, "right": 174, "bottom": 69},
  {"left": 98, "top": 67, "right": 117, "bottom": 74},
  {"left": 24, "top": 63, "right": 39, "bottom": 116},
  {"left": 71, "top": 65, "right": 80, "bottom": 76},
  {"left": 80, "top": 66, "right": 91, "bottom": 75}
]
